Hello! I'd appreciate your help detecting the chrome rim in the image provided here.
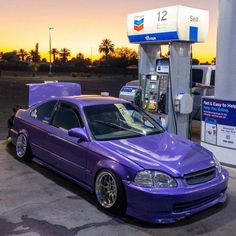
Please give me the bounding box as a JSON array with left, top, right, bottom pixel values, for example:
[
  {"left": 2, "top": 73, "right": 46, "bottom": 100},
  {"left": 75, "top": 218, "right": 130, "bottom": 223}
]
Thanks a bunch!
[
  {"left": 16, "top": 134, "right": 27, "bottom": 158},
  {"left": 95, "top": 171, "right": 117, "bottom": 208}
]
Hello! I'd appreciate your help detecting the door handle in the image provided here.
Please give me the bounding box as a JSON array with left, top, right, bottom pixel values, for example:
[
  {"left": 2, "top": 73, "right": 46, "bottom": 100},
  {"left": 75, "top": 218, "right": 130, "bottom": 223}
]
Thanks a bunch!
[{"left": 48, "top": 133, "right": 56, "bottom": 138}]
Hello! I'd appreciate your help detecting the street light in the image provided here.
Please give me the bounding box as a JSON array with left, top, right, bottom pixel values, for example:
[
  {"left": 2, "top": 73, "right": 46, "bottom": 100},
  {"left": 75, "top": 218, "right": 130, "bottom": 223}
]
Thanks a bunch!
[
  {"left": 49, "top": 27, "right": 54, "bottom": 74},
  {"left": 91, "top": 47, "right": 93, "bottom": 62}
]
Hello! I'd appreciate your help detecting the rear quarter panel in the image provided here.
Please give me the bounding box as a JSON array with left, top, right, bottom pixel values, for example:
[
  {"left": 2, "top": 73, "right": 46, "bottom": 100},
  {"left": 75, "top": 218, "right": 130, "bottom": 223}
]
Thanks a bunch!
[
  {"left": 11, "top": 109, "right": 30, "bottom": 145},
  {"left": 11, "top": 108, "right": 48, "bottom": 155}
]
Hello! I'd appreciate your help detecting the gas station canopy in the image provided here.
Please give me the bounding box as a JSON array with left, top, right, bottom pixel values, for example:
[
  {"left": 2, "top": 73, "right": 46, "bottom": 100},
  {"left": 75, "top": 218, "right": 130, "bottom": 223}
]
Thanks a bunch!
[{"left": 127, "top": 5, "right": 209, "bottom": 44}]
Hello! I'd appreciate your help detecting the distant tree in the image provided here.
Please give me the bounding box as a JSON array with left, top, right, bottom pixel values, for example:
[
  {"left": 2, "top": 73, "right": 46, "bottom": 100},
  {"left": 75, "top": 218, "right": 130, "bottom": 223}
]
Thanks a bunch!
[
  {"left": 92, "top": 59, "right": 101, "bottom": 67},
  {"left": 0, "top": 51, "right": 3, "bottom": 59},
  {"left": 51, "top": 48, "right": 59, "bottom": 62},
  {"left": 69, "top": 52, "right": 91, "bottom": 68},
  {"left": 41, "top": 58, "right": 47, "bottom": 63},
  {"left": 18, "top": 49, "right": 28, "bottom": 61},
  {"left": 26, "top": 55, "right": 32, "bottom": 62},
  {"left": 59, "top": 48, "right": 71, "bottom": 63},
  {"left": 112, "top": 47, "right": 138, "bottom": 60},
  {"left": 29, "top": 50, "right": 34, "bottom": 61},
  {"left": 30, "top": 43, "right": 41, "bottom": 62},
  {"left": 192, "top": 58, "right": 200, "bottom": 65},
  {"left": 106, "top": 47, "right": 138, "bottom": 68},
  {"left": 2, "top": 51, "right": 19, "bottom": 62},
  {"left": 99, "top": 39, "right": 115, "bottom": 58},
  {"left": 201, "top": 61, "right": 210, "bottom": 65},
  {"left": 76, "top": 52, "right": 85, "bottom": 60},
  {"left": 78, "top": 53, "right": 91, "bottom": 65},
  {"left": 211, "top": 57, "right": 216, "bottom": 65}
]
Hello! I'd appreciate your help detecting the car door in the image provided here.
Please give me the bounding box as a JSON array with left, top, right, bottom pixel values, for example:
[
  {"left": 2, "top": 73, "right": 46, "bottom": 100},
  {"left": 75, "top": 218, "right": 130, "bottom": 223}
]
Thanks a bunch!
[
  {"left": 29, "top": 100, "right": 58, "bottom": 164},
  {"left": 206, "top": 69, "right": 215, "bottom": 97},
  {"left": 46, "top": 101, "right": 88, "bottom": 182},
  {"left": 192, "top": 68, "right": 215, "bottom": 120},
  {"left": 192, "top": 68, "right": 205, "bottom": 120}
]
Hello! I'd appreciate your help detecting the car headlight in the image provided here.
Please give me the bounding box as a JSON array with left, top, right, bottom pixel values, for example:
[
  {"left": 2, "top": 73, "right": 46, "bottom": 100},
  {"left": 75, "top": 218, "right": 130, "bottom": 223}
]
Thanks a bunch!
[
  {"left": 134, "top": 170, "right": 177, "bottom": 188},
  {"left": 213, "top": 155, "right": 222, "bottom": 174}
]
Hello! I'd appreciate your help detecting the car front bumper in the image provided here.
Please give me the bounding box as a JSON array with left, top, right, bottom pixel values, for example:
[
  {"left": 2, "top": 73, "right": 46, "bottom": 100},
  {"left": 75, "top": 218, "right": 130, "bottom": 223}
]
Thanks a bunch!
[{"left": 123, "top": 168, "right": 228, "bottom": 224}]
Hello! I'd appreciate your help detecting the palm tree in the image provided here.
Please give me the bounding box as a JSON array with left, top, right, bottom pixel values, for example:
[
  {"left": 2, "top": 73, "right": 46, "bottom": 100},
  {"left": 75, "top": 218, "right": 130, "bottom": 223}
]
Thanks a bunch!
[
  {"left": 74, "top": 52, "right": 91, "bottom": 67},
  {"left": 51, "top": 48, "right": 59, "bottom": 62},
  {"left": 76, "top": 52, "right": 85, "bottom": 60},
  {"left": 59, "top": 48, "right": 71, "bottom": 63},
  {"left": 99, "top": 38, "right": 115, "bottom": 58},
  {"left": 211, "top": 57, "right": 216, "bottom": 65},
  {"left": 192, "top": 58, "right": 200, "bottom": 65},
  {"left": 29, "top": 50, "right": 35, "bottom": 62},
  {"left": 29, "top": 43, "right": 41, "bottom": 62},
  {"left": 26, "top": 55, "right": 32, "bottom": 62},
  {"left": 18, "top": 49, "right": 28, "bottom": 61}
]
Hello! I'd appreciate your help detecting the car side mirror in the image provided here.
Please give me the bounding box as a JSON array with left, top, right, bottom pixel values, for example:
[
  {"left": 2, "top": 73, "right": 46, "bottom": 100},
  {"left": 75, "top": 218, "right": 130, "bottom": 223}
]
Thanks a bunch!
[{"left": 68, "top": 128, "right": 89, "bottom": 142}]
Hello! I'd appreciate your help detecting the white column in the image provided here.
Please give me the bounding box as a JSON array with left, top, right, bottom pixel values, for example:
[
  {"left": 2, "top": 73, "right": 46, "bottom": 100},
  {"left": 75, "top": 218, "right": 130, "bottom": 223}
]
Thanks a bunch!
[{"left": 215, "top": 0, "right": 236, "bottom": 99}]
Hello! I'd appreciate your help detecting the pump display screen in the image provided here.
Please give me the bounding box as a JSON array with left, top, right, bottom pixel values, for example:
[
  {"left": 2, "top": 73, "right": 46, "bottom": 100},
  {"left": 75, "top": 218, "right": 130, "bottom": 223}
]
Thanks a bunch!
[{"left": 156, "top": 59, "right": 169, "bottom": 73}]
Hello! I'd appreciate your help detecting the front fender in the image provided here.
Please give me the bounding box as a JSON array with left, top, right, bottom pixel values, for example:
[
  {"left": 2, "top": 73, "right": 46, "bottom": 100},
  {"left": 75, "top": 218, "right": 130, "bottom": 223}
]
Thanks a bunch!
[
  {"left": 95, "top": 159, "right": 134, "bottom": 180},
  {"left": 87, "top": 159, "right": 138, "bottom": 192}
]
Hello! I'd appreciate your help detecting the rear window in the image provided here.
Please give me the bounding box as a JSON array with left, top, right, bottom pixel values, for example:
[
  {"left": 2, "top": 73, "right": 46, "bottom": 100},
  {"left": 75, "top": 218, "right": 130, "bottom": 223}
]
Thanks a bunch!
[
  {"left": 192, "top": 69, "right": 203, "bottom": 84},
  {"left": 126, "top": 80, "right": 139, "bottom": 87},
  {"left": 31, "top": 100, "right": 57, "bottom": 123}
]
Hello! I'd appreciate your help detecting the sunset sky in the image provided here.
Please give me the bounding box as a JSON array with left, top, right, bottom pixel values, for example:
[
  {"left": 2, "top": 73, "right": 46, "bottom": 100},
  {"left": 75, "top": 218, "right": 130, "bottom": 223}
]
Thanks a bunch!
[{"left": 0, "top": 0, "right": 218, "bottom": 62}]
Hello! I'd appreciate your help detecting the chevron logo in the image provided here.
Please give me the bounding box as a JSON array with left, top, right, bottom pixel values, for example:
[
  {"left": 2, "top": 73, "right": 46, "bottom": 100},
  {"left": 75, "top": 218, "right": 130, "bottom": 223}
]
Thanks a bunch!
[{"left": 134, "top": 16, "right": 144, "bottom": 31}]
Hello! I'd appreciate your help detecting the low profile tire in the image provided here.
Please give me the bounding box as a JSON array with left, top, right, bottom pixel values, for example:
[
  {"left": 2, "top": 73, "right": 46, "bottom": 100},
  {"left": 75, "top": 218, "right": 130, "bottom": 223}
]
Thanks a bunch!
[
  {"left": 16, "top": 133, "right": 32, "bottom": 161},
  {"left": 95, "top": 170, "right": 126, "bottom": 215}
]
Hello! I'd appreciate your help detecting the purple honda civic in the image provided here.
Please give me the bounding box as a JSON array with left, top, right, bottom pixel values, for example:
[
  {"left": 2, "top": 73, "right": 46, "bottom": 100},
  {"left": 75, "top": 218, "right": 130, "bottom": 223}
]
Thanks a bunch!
[{"left": 11, "top": 95, "right": 228, "bottom": 224}]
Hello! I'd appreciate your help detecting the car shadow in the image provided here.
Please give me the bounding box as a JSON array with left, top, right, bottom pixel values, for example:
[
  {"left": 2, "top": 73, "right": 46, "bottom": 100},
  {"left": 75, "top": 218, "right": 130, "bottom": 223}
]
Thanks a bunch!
[
  {"left": 6, "top": 142, "right": 231, "bottom": 230},
  {"left": 6, "top": 142, "right": 98, "bottom": 207}
]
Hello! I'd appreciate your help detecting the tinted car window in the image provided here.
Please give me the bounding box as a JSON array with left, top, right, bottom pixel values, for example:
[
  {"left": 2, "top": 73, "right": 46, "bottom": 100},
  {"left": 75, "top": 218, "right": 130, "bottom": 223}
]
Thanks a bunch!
[
  {"left": 31, "top": 100, "right": 57, "bottom": 123},
  {"left": 52, "top": 103, "right": 81, "bottom": 131},
  {"left": 210, "top": 70, "right": 215, "bottom": 86},
  {"left": 84, "top": 103, "right": 164, "bottom": 141},
  {"left": 192, "top": 69, "right": 203, "bottom": 84}
]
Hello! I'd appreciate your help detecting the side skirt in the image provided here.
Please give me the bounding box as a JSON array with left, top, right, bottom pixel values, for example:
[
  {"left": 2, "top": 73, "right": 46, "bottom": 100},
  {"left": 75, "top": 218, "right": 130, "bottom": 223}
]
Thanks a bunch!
[{"left": 32, "top": 157, "right": 94, "bottom": 193}]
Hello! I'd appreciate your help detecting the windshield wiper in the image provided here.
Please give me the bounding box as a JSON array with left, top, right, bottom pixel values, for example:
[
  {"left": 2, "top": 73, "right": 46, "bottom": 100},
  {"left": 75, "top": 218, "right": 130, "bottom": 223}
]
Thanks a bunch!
[
  {"left": 95, "top": 120, "right": 145, "bottom": 136},
  {"left": 147, "top": 130, "right": 164, "bottom": 135}
]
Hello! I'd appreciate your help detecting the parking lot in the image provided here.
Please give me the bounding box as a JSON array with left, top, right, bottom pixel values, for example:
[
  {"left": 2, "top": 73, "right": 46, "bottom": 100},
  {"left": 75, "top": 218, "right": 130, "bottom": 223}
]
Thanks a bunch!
[{"left": 0, "top": 140, "right": 236, "bottom": 236}]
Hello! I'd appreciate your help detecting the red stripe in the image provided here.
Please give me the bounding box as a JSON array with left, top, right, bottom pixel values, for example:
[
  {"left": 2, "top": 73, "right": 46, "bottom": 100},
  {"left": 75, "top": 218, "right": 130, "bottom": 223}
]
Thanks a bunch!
[{"left": 134, "top": 25, "right": 144, "bottom": 31}]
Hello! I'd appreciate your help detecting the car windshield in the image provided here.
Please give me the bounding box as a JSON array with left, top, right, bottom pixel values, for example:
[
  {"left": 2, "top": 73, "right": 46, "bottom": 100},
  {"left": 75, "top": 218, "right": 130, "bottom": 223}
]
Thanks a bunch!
[{"left": 84, "top": 103, "right": 164, "bottom": 141}]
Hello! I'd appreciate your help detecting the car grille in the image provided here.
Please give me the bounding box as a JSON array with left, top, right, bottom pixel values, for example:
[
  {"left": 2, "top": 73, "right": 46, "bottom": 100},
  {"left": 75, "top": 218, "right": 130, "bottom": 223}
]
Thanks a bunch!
[{"left": 184, "top": 167, "right": 216, "bottom": 185}]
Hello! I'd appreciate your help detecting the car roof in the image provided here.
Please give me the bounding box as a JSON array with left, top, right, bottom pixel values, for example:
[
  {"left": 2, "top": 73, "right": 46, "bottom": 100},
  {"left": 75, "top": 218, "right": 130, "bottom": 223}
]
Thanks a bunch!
[
  {"left": 60, "top": 95, "right": 128, "bottom": 108},
  {"left": 192, "top": 65, "right": 215, "bottom": 70},
  {"left": 125, "top": 80, "right": 139, "bottom": 87}
]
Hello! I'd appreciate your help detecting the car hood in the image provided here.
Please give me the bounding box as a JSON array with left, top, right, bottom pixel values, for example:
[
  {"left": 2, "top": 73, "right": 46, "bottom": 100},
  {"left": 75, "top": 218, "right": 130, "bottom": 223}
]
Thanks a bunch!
[{"left": 98, "top": 132, "right": 215, "bottom": 177}]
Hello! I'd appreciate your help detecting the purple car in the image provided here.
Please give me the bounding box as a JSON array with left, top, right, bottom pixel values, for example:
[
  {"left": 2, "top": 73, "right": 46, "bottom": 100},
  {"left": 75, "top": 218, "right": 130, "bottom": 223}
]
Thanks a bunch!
[{"left": 11, "top": 95, "right": 228, "bottom": 224}]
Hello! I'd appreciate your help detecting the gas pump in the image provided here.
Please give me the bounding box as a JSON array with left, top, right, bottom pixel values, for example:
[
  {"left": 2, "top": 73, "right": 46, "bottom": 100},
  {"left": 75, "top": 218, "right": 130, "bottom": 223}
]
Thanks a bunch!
[
  {"left": 142, "top": 59, "right": 169, "bottom": 114},
  {"left": 127, "top": 5, "right": 209, "bottom": 138}
]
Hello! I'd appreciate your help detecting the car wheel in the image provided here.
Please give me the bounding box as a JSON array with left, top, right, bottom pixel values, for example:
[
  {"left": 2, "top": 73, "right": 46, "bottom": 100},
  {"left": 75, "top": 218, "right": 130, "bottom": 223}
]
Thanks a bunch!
[
  {"left": 95, "top": 170, "right": 126, "bottom": 215},
  {"left": 16, "top": 134, "right": 32, "bottom": 161}
]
